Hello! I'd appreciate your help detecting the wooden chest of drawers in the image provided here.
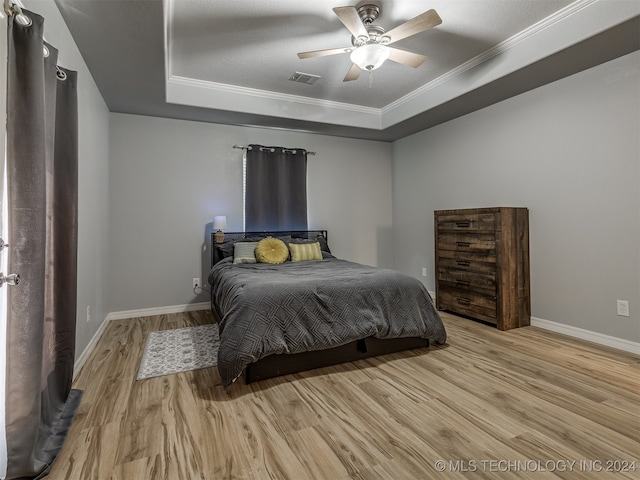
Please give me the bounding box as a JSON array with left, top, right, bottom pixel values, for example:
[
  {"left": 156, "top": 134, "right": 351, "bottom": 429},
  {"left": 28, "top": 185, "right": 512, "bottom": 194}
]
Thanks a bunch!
[{"left": 434, "top": 207, "right": 530, "bottom": 330}]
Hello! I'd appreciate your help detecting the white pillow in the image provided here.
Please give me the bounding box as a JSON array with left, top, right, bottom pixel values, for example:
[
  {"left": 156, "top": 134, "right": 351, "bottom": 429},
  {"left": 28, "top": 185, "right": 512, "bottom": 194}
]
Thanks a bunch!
[{"left": 233, "top": 242, "right": 259, "bottom": 264}]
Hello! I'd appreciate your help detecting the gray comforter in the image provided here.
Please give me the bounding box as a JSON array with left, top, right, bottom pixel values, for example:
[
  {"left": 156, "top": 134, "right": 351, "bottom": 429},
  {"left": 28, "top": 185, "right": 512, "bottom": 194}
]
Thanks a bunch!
[{"left": 209, "top": 256, "right": 447, "bottom": 386}]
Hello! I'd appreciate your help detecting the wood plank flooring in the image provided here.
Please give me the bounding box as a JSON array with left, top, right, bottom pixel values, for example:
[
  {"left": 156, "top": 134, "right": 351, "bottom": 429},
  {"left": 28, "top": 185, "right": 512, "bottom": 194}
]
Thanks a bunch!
[{"left": 48, "top": 311, "right": 640, "bottom": 479}]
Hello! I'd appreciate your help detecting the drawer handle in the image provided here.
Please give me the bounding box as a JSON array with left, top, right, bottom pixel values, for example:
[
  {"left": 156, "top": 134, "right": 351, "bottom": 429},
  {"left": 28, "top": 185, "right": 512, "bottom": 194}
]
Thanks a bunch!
[
  {"left": 456, "top": 260, "right": 471, "bottom": 267},
  {"left": 456, "top": 280, "right": 470, "bottom": 287},
  {"left": 455, "top": 297, "right": 471, "bottom": 305},
  {"left": 456, "top": 221, "right": 471, "bottom": 228},
  {"left": 456, "top": 241, "right": 471, "bottom": 247}
]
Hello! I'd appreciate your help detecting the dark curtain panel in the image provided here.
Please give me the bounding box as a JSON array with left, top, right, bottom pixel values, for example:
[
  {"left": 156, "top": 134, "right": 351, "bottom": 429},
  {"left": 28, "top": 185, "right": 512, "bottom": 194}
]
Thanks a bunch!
[
  {"left": 245, "top": 145, "right": 308, "bottom": 231},
  {"left": 5, "top": 10, "right": 81, "bottom": 479}
]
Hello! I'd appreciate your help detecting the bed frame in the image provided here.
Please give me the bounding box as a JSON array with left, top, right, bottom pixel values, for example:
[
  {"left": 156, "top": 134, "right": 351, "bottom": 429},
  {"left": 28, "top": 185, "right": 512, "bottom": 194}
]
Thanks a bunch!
[{"left": 210, "top": 230, "right": 430, "bottom": 384}]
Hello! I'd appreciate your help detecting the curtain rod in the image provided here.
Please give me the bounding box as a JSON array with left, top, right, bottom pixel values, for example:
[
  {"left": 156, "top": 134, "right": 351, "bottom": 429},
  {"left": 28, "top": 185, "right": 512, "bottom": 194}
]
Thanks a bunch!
[
  {"left": 4, "top": 0, "right": 29, "bottom": 25},
  {"left": 3, "top": 0, "right": 23, "bottom": 14},
  {"left": 4, "top": 0, "right": 63, "bottom": 82},
  {"left": 233, "top": 145, "right": 316, "bottom": 155}
]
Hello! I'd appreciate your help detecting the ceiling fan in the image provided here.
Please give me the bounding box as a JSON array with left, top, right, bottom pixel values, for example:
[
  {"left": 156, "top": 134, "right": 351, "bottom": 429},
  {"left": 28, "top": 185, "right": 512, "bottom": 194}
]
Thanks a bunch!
[{"left": 297, "top": 4, "right": 442, "bottom": 82}]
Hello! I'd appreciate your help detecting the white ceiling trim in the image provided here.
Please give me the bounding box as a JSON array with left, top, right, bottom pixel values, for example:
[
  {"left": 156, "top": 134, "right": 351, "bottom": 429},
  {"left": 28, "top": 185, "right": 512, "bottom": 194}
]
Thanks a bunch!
[
  {"left": 382, "top": 0, "right": 597, "bottom": 115},
  {"left": 163, "top": 0, "right": 382, "bottom": 129},
  {"left": 162, "top": 0, "right": 172, "bottom": 89},
  {"left": 164, "top": 0, "right": 639, "bottom": 131},
  {"left": 167, "top": 75, "right": 381, "bottom": 115},
  {"left": 381, "top": 0, "right": 640, "bottom": 128},
  {"left": 165, "top": 75, "right": 384, "bottom": 129}
]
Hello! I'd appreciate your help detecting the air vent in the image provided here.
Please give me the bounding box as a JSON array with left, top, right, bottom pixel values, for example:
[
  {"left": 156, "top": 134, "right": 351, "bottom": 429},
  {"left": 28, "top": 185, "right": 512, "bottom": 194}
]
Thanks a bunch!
[{"left": 289, "top": 72, "right": 321, "bottom": 85}]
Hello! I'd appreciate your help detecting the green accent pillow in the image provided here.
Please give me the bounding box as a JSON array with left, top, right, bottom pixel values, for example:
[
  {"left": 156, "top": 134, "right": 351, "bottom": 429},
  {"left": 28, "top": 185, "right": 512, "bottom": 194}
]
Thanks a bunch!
[
  {"left": 255, "top": 237, "right": 289, "bottom": 264},
  {"left": 233, "top": 242, "right": 258, "bottom": 264},
  {"left": 289, "top": 242, "right": 323, "bottom": 262},
  {"left": 290, "top": 235, "right": 331, "bottom": 254}
]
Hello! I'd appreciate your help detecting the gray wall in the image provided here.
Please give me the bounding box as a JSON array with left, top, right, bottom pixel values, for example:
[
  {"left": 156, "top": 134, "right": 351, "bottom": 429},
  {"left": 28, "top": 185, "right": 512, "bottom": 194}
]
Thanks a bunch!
[
  {"left": 392, "top": 51, "right": 640, "bottom": 342},
  {"left": 108, "top": 114, "right": 393, "bottom": 312},
  {"left": 18, "top": 2, "right": 638, "bottom": 352},
  {"left": 23, "top": 1, "right": 111, "bottom": 358}
]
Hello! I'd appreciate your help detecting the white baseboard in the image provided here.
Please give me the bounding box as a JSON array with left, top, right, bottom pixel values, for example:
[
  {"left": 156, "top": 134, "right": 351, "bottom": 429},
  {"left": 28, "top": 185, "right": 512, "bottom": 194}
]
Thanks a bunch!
[
  {"left": 107, "top": 302, "right": 210, "bottom": 321},
  {"left": 73, "top": 302, "right": 211, "bottom": 379},
  {"left": 531, "top": 316, "right": 640, "bottom": 355},
  {"left": 74, "top": 314, "right": 110, "bottom": 379},
  {"left": 74, "top": 305, "right": 636, "bottom": 381}
]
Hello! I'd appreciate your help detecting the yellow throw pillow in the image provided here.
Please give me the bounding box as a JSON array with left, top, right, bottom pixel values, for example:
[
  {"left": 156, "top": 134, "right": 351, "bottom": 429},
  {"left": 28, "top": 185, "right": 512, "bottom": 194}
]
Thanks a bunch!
[
  {"left": 255, "top": 237, "right": 289, "bottom": 264},
  {"left": 289, "top": 242, "right": 323, "bottom": 262}
]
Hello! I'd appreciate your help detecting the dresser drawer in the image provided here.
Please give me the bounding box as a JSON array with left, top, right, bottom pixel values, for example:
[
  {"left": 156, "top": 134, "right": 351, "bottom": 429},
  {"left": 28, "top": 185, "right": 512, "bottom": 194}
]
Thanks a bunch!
[
  {"left": 436, "top": 213, "right": 496, "bottom": 233},
  {"left": 437, "top": 268, "right": 496, "bottom": 296},
  {"left": 437, "top": 232, "right": 496, "bottom": 254},
  {"left": 435, "top": 207, "right": 530, "bottom": 330},
  {"left": 438, "top": 288, "right": 497, "bottom": 324},
  {"left": 438, "top": 250, "right": 496, "bottom": 273}
]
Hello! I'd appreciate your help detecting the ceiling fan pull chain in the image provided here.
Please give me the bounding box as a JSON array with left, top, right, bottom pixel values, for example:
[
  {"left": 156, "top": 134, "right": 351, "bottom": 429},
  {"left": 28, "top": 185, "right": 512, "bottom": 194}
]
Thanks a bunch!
[{"left": 368, "top": 70, "right": 373, "bottom": 89}]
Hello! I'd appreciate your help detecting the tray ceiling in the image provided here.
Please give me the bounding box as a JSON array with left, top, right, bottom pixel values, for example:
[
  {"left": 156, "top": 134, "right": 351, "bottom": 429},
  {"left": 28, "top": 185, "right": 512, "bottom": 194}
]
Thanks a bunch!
[{"left": 53, "top": 0, "right": 640, "bottom": 140}]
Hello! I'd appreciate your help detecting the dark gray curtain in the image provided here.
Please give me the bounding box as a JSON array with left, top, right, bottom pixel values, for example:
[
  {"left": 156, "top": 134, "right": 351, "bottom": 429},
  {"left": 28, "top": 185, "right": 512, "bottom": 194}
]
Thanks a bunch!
[
  {"left": 5, "top": 9, "right": 81, "bottom": 479},
  {"left": 245, "top": 145, "right": 308, "bottom": 231}
]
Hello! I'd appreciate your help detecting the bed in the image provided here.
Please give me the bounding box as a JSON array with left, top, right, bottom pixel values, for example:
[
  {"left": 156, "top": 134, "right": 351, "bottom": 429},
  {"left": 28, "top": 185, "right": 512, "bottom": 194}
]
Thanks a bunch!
[{"left": 209, "top": 230, "right": 447, "bottom": 386}]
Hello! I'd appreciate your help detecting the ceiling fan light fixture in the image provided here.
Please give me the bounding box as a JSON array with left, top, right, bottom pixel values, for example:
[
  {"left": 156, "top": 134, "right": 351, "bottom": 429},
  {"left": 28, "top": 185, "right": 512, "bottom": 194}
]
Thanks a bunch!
[{"left": 350, "top": 44, "right": 390, "bottom": 71}]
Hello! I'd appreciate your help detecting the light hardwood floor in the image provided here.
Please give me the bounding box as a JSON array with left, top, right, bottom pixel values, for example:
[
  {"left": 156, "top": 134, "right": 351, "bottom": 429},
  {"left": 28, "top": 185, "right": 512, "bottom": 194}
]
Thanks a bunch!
[{"left": 49, "top": 310, "right": 640, "bottom": 479}]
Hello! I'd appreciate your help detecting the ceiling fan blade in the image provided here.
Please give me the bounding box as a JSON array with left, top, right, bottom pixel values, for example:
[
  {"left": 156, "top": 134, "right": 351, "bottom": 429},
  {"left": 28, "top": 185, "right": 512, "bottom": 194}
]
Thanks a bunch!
[
  {"left": 387, "top": 48, "right": 428, "bottom": 68},
  {"left": 385, "top": 9, "right": 442, "bottom": 44},
  {"left": 343, "top": 64, "right": 362, "bottom": 82},
  {"left": 297, "top": 47, "right": 352, "bottom": 59},
  {"left": 333, "top": 6, "right": 369, "bottom": 40}
]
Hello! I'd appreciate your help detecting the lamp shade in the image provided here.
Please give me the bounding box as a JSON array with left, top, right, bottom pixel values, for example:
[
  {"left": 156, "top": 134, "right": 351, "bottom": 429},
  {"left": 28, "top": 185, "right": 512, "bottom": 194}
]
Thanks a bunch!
[
  {"left": 350, "top": 44, "right": 390, "bottom": 71},
  {"left": 213, "top": 216, "right": 227, "bottom": 230}
]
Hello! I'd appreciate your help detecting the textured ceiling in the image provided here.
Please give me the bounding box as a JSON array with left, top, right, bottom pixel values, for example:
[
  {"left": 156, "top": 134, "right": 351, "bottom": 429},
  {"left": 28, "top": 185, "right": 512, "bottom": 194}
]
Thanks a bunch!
[
  {"left": 169, "top": 0, "right": 573, "bottom": 108},
  {"left": 52, "top": 0, "right": 640, "bottom": 141}
]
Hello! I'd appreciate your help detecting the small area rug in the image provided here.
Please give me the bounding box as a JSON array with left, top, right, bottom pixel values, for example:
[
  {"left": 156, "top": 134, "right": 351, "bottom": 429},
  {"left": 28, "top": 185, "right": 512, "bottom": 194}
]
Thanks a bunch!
[{"left": 137, "top": 324, "right": 220, "bottom": 380}]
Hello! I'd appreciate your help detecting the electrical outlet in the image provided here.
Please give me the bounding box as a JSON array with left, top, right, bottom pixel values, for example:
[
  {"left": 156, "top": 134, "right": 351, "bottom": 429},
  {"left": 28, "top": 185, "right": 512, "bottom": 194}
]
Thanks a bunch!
[
  {"left": 421, "top": 267, "right": 427, "bottom": 277},
  {"left": 193, "top": 277, "right": 200, "bottom": 289},
  {"left": 86, "top": 305, "right": 91, "bottom": 323},
  {"left": 616, "top": 300, "right": 629, "bottom": 317}
]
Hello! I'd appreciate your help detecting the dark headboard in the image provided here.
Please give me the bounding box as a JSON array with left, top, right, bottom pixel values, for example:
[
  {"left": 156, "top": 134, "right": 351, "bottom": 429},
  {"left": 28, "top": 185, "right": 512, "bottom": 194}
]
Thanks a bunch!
[{"left": 211, "top": 230, "right": 328, "bottom": 267}]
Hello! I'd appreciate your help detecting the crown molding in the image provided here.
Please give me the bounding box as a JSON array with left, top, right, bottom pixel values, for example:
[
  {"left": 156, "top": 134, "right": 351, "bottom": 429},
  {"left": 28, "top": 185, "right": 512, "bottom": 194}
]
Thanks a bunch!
[
  {"left": 382, "top": 0, "right": 598, "bottom": 115},
  {"left": 164, "top": 0, "right": 640, "bottom": 131},
  {"left": 168, "top": 75, "right": 381, "bottom": 116},
  {"left": 380, "top": 0, "right": 640, "bottom": 128},
  {"left": 164, "top": 0, "right": 382, "bottom": 129},
  {"left": 163, "top": 0, "right": 173, "bottom": 89},
  {"left": 165, "top": 74, "right": 383, "bottom": 129}
]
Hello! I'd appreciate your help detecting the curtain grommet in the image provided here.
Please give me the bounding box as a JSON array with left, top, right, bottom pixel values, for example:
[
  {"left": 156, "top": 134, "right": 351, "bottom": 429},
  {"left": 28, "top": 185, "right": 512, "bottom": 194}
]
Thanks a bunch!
[
  {"left": 56, "top": 68, "right": 67, "bottom": 81},
  {"left": 15, "top": 12, "right": 32, "bottom": 27}
]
